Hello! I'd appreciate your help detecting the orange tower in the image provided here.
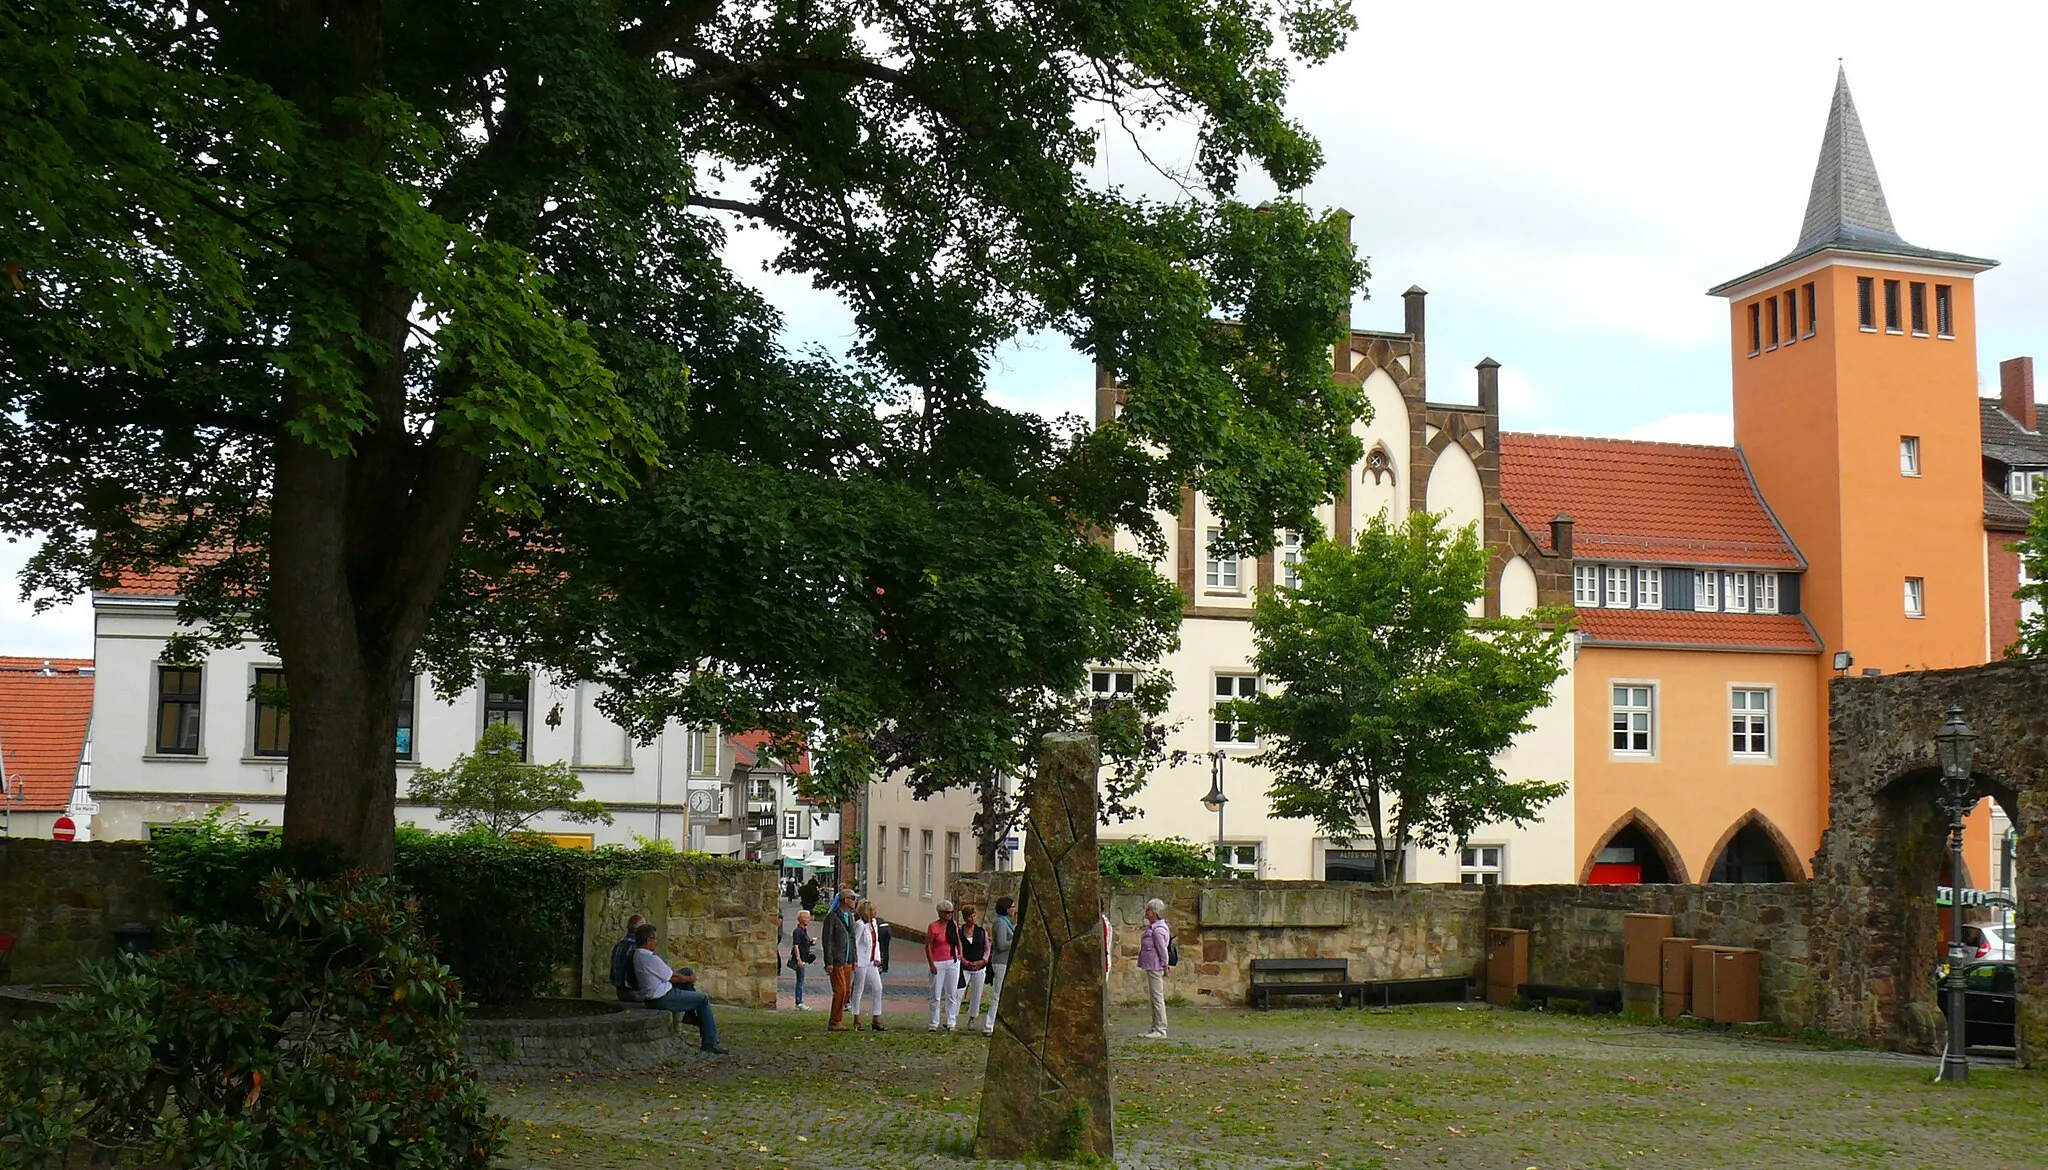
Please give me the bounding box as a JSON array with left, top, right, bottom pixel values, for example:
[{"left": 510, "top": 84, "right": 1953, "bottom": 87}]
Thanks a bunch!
[{"left": 1711, "top": 68, "right": 1994, "bottom": 684}]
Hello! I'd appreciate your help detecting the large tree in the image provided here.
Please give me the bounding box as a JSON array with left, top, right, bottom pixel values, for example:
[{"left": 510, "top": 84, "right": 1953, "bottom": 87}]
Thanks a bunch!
[
  {"left": 3, "top": 0, "right": 1364, "bottom": 869},
  {"left": 2016, "top": 498, "right": 2048, "bottom": 657},
  {"left": 1227, "top": 514, "right": 1571, "bottom": 883}
]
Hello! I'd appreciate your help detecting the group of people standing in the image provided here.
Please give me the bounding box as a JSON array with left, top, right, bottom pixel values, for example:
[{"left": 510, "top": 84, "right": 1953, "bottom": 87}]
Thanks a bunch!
[
  {"left": 921, "top": 897, "right": 1015, "bottom": 1034},
  {"left": 788, "top": 884, "right": 894, "bottom": 1030}
]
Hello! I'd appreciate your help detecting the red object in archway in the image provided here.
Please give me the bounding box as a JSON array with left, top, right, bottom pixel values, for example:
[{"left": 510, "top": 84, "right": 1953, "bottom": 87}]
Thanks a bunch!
[{"left": 1587, "top": 862, "right": 1641, "bottom": 885}]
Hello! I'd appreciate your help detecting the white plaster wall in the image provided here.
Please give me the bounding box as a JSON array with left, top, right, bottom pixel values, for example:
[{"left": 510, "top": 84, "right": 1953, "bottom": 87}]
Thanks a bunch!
[
  {"left": 1354, "top": 369, "right": 1409, "bottom": 529},
  {"left": 87, "top": 595, "right": 712, "bottom": 849},
  {"left": 865, "top": 776, "right": 988, "bottom": 932},
  {"left": 1500, "top": 555, "right": 1540, "bottom": 618}
]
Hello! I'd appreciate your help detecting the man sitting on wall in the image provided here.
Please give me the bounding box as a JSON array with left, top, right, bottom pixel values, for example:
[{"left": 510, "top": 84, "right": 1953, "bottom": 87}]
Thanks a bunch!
[
  {"left": 632, "top": 922, "right": 728, "bottom": 1055},
  {"left": 608, "top": 914, "right": 646, "bottom": 1003}
]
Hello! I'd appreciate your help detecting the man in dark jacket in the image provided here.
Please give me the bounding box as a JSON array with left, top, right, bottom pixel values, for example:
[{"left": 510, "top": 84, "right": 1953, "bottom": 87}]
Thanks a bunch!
[
  {"left": 821, "top": 890, "right": 857, "bottom": 1031},
  {"left": 608, "top": 914, "right": 646, "bottom": 1002}
]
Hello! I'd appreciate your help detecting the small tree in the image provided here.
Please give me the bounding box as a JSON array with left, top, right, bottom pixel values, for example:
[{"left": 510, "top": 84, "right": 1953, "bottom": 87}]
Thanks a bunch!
[
  {"left": 1229, "top": 513, "right": 1571, "bottom": 883},
  {"left": 2014, "top": 497, "right": 2048, "bottom": 656},
  {"left": 407, "top": 724, "right": 612, "bottom": 838}
]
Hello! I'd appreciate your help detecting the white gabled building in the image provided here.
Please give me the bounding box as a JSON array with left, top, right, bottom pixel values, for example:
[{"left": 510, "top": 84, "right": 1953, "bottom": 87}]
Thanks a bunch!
[{"left": 866, "top": 284, "right": 1580, "bottom": 901}]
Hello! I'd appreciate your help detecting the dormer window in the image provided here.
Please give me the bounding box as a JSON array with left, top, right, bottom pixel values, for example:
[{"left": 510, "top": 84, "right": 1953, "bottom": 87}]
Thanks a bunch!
[
  {"left": 1573, "top": 564, "right": 1600, "bottom": 606},
  {"left": 1694, "top": 570, "right": 1721, "bottom": 612},
  {"left": 1756, "top": 573, "right": 1779, "bottom": 614},
  {"left": 1635, "top": 567, "right": 1662, "bottom": 610},
  {"left": 1604, "top": 565, "right": 1633, "bottom": 608},
  {"left": 1727, "top": 572, "right": 1751, "bottom": 613}
]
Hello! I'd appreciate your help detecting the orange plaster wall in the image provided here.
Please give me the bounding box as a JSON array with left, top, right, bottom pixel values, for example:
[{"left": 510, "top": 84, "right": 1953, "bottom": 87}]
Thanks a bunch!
[{"left": 1575, "top": 647, "right": 1822, "bottom": 881}]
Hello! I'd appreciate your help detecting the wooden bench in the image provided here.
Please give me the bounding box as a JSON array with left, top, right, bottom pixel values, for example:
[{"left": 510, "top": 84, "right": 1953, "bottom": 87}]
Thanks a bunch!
[
  {"left": 1248, "top": 959, "right": 1367, "bottom": 1009},
  {"left": 1360, "top": 975, "right": 1476, "bottom": 1008},
  {"left": 1518, "top": 983, "right": 1621, "bottom": 1013}
]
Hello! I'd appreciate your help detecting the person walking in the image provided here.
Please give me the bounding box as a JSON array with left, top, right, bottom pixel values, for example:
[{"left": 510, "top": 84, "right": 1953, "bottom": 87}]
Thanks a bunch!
[
  {"left": 799, "top": 876, "right": 822, "bottom": 911},
  {"left": 822, "top": 889, "right": 857, "bottom": 1031},
  {"left": 925, "top": 900, "right": 963, "bottom": 1032},
  {"left": 850, "top": 899, "right": 888, "bottom": 1031},
  {"left": 1138, "top": 898, "right": 1171, "bottom": 1038},
  {"left": 957, "top": 906, "right": 991, "bottom": 1034},
  {"left": 980, "top": 896, "right": 1015, "bottom": 1035},
  {"left": 788, "top": 910, "right": 816, "bottom": 1011}
]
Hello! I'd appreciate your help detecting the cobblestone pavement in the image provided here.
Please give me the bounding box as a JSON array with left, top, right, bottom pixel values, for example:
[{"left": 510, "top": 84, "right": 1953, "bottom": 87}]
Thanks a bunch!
[{"left": 491, "top": 1002, "right": 2048, "bottom": 1169}]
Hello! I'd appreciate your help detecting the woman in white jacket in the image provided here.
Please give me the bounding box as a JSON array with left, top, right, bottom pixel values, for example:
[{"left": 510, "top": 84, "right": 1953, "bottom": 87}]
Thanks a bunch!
[{"left": 849, "top": 900, "right": 887, "bottom": 1031}]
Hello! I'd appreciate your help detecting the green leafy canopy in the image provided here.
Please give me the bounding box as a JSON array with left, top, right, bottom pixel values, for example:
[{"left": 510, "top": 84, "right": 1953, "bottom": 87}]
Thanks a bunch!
[
  {"left": 1227, "top": 513, "right": 1573, "bottom": 882},
  {"left": 405, "top": 723, "right": 614, "bottom": 838}
]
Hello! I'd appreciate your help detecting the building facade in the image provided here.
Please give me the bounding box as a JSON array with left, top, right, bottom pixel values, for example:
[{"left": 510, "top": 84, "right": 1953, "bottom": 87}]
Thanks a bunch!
[
  {"left": 85, "top": 581, "right": 733, "bottom": 849},
  {"left": 0, "top": 657, "right": 95, "bottom": 840}
]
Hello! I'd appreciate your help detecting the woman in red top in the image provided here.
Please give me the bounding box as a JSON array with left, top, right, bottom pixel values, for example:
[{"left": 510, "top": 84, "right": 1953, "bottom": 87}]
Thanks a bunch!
[{"left": 924, "top": 900, "right": 962, "bottom": 1032}]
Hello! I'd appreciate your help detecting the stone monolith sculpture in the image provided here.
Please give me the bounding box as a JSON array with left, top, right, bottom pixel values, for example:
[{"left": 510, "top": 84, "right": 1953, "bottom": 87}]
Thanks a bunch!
[{"left": 973, "top": 732, "right": 1114, "bottom": 1161}]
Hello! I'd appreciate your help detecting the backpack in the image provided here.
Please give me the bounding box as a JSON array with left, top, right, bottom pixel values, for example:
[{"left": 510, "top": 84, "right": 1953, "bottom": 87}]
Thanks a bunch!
[{"left": 1166, "top": 936, "right": 1181, "bottom": 968}]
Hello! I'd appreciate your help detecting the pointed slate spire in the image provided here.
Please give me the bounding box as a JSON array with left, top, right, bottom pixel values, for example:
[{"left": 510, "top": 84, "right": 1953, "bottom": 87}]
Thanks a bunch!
[{"left": 1794, "top": 67, "right": 1902, "bottom": 252}]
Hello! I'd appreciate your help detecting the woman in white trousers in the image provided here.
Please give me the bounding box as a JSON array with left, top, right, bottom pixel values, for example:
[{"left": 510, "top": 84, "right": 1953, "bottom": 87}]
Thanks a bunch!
[{"left": 849, "top": 901, "right": 887, "bottom": 1030}]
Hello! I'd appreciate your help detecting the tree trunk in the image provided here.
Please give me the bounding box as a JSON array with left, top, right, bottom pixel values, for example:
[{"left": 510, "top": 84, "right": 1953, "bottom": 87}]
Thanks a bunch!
[{"left": 975, "top": 775, "right": 1004, "bottom": 870}]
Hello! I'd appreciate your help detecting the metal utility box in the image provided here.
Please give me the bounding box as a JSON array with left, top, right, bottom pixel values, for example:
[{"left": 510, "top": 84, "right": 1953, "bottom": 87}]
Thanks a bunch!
[
  {"left": 1623, "top": 914, "right": 1675, "bottom": 986},
  {"left": 1486, "top": 927, "right": 1530, "bottom": 1006},
  {"left": 1690, "top": 945, "right": 1761, "bottom": 1024},
  {"left": 1660, "top": 936, "right": 1696, "bottom": 1019}
]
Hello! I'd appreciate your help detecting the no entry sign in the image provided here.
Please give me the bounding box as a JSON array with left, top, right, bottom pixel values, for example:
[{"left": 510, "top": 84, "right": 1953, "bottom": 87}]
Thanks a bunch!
[{"left": 51, "top": 816, "right": 76, "bottom": 842}]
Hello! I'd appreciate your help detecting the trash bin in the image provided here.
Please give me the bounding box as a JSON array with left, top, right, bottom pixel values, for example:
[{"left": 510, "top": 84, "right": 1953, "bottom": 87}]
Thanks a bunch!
[{"left": 112, "top": 922, "right": 156, "bottom": 958}]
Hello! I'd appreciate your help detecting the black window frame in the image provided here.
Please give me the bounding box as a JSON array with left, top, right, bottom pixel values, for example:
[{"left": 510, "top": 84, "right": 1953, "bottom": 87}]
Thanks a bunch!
[
  {"left": 1802, "top": 281, "right": 1818, "bottom": 336},
  {"left": 1883, "top": 279, "right": 1902, "bottom": 332},
  {"left": 1765, "top": 296, "right": 1779, "bottom": 349},
  {"left": 155, "top": 665, "right": 203, "bottom": 756},
  {"left": 251, "top": 667, "right": 289, "bottom": 758},
  {"left": 1935, "top": 284, "right": 1954, "bottom": 337},
  {"left": 1857, "top": 277, "right": 1875, "bottom": 330},
  {"left": 1782, "top": 290, "right": 1797, "bottom": 345},
  {"left": 482, "top": 674, "right": 530, "bottom": 759},
  {"left": 1909, "top": 281, "right": 1928, "bottom": 335},
  {"left": 1747, "top": 302, "right": 1761, "bottom": 355}
]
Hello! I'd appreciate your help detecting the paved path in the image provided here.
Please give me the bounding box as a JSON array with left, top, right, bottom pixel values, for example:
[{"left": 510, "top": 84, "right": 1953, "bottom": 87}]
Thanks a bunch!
[
  {"left": 771, "top": 900, "right": 970, "bottom": 1021},
  {"left": 492, "top": 1001, "right": 2048, "bottom": 1169}
]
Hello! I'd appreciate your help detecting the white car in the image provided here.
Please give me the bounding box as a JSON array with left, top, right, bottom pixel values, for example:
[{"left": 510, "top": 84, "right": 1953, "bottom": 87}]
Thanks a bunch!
[{"left": 1962, "top": 922, "right": 2014, "bottom": 961}]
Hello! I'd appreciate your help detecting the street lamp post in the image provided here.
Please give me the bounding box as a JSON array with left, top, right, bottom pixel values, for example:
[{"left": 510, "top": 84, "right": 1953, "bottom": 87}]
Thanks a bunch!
[
  {"left": 1933, "top": 704, "right": 1979, "bottom": 1085},
  {"left": 1201, "top": 754, "right": 1229, "bottom": 880}
]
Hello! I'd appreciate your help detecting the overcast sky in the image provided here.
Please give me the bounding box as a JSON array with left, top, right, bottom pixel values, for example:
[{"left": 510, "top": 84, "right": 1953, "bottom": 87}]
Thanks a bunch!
[{"left": 13, "top": 0, "right": 2048, "bottom": 658}]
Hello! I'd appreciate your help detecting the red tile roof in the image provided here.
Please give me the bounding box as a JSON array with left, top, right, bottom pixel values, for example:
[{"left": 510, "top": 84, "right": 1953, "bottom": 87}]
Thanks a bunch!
[
  {"left": 727, "top": 730, "right": 811, "bottom": 775},
  {"left": 0, "top": 658, "right": 94, "bottom": 811},
  {"left": 1498, "top": 434, "right": 1803, "bottom": 569},
  {"left": 96, "top": 546, "right": 235, "bottom": 597},
  {"left": 1575, "top": 610, "right": 1820, "bottom": 653}
]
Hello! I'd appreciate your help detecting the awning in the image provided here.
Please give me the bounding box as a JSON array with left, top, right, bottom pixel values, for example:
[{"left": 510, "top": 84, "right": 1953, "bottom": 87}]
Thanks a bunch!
[{"left": 782, "top": 857, "right": 807, "bottom": 868}]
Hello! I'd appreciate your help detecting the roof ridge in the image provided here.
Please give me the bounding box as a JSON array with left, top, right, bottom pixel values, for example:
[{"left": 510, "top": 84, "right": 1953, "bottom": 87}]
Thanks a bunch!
[{"left": 1499, "top": 431, "right": 1740, "bottom": 454}]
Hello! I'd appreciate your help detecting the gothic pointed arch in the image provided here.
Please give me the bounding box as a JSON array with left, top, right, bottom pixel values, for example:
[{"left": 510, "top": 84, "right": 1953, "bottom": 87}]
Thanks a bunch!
[
  {"left": 1699, "top": 809, "right": 1806, "bottom": 882},
  {"left": 1364, "top": 441, "right": 1396, "bottom": 486},
  {"left": 1579, "top": 807, "right": 1687, "bottom": 884}
]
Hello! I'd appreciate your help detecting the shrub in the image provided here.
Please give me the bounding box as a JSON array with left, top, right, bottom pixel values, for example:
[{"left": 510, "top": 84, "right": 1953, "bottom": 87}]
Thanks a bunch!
[
  {"left": 145, "top": 810, "right": 759, "bottom": 1004},
  {"left": 0, "top": 871, "right": 502, "bottom": 1169},
  {"left": 1098, "top": 836, "right": 1219, "bottom": 878}
]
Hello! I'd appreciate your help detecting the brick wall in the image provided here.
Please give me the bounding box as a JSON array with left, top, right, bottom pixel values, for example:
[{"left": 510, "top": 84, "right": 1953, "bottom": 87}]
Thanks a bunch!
[
  {"left": 0, "top": 840, "right": 171, "bottom": 983},
  {"left": 1987, "top": 532, "right": 2026, "bottom": 657},
  {"left": 582, "top": 861, "right": 781, "bottom": 1009}
]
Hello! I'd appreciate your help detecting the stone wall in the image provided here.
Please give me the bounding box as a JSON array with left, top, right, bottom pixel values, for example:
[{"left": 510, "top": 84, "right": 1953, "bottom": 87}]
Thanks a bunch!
[
  {"left": 461, "top": 1001, "right": 679, "bottom": 1070},
  {"left": 0, "top": 840, "right": 171, "bottom": 984},
  {"left": 951, "top": 873, "right": 1820, "bottom": 1028},
  {"left": 582, "top": 861, "right": 780, "bottom": 1009}
]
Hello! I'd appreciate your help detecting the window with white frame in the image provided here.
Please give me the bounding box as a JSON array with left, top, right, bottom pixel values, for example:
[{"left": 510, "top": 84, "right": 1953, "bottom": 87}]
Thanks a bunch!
[
  {"left": 898, "top": 826, "right": 911, "bottom": 893},
  {"left": 1731, "top": 689, "right": 1771, "bottom": 757},
  {"left": 1900, "top": 436, "right": 1921, "bottom": 477},
  {"left": 920, "top": 829, "right": 935, "bottom": 898},
  {"left": 1611, "top": 684, "right": 1655, "bottom": 755},
  {"left": 1727, "top": 572, "right": 1750, "bottom": 613},
  {"left": 1218, "top": 842, "right": 1260, "bottom": 879},
  {"left": 1604, "top": 565, "right": 1632, "bottom": 608},
  {"left": 783, "top": 808, "right": 809, "bottom": 840},
  {"left": 1694, "top": 569, "right": 1720, "bottom": 612},
  {"left": 1459, "top": 845, "right": 1504, "bottom": 885},
  {"left": 1635, "top": 567, "right": 1661, "bottom": 610},
  {"left": 1905, "top": 577, "right": 1925, "bottom": 617},
  {"left": 1573, "top": 564, "right": 1600, "bottom": 606},
  {"left": 946, "top": 831, "right": 961, "bottom": 883},
  {"left": 1203, "top": 529, "right": 1239, "bottom": 590},
  {"left": 2009, "top": 470, "right": 2047, "bottom": 501},
  {"left": 1090, "top": 669, "right": 1137, "bottom": 704},
  {"left": 876, "top": 826, "right": 889, "bottom": 888},
  {"left": 1214, "top": 674, "right": 1258, "bottom": 746},
  {"left": 1755, "top": 572, "right": 1778, "bottom": 614},
  {"left": 1280, "top": 530, "right": 1305, "bottom": 589}
]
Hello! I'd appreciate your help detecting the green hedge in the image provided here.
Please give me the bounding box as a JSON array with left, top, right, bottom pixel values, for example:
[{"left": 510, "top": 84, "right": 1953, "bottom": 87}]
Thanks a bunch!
[
  {"left": 145, "top": 812, "right": 759, "bottom": 1005},
  {"left": 1098, "top": 836, "right": 1219, "bottom": 877}
]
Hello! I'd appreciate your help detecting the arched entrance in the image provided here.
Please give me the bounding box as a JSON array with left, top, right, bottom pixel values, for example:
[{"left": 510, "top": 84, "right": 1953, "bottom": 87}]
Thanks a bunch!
[
  {"left": 1579, "top": 808, "right": 1686, "bottom": 884},
  {"left": 1816, "top": 661, "right": 2048, "bottom": 1062},
  {"left": 1701, "top": 811, "right": 1805, "bottom": 883}
]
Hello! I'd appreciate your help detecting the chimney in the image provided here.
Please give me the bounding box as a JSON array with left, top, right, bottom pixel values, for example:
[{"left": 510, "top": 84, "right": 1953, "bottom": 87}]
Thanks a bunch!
[
  {"left": 1403, "top": 286, "right": 1427, "bottom": 342},
  {"left": 1550, "top": 514, "right": 1575, "bottom": 559},
  {"left": 1476, "top": 358, "right": 1500, "bottom": 420},
  {"left": 2000, "top": 357, "right": 2037, "bottom": 431}
]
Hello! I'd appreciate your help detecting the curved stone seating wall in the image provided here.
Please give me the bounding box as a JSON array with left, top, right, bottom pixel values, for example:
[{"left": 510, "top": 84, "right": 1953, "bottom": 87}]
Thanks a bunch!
[
  {"left": 0, "top": 985, "right": 72, "bottom": 1032},
  {"left": 461, "top": 1000, "right": 679, "bottom": 1069}
]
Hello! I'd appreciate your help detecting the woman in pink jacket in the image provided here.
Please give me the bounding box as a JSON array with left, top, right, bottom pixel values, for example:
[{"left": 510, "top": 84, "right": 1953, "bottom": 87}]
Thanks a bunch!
[{"left": 1137, "top": 898, "right": 1171, "bottom": 1039}]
